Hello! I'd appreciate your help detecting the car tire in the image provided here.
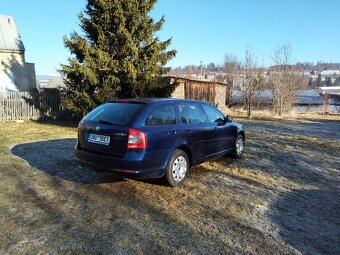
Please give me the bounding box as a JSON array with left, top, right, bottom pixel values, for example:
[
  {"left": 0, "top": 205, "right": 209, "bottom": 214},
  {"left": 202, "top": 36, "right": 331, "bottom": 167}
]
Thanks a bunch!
[
  {"left": 232, "top": 135, "right": 244, "bottom": 158},
  {"left": 164, "top": 149, "right": 189, "bottom": 187}
]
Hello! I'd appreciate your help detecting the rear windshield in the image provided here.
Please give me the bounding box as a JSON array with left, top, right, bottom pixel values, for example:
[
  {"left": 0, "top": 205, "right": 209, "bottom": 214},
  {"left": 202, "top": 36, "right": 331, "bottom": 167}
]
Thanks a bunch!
[{"left": 84, "top": 102, "right": 145, "bottom": 126}]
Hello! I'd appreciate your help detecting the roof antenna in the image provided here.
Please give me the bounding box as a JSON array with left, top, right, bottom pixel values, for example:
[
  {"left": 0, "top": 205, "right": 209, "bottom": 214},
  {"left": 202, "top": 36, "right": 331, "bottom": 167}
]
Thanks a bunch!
[{"left": 134, "top": 91, "right": 139, "bottom": 98}]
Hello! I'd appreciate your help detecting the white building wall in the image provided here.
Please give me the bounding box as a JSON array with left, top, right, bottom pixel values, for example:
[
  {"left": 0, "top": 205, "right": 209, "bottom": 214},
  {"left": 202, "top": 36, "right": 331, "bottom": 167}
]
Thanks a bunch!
[
  {"left": 0, "top": 50, "right": 35, "bottom": 91},
  {"left": 0, "top": 15, "right": 36, "bottom": 92}
]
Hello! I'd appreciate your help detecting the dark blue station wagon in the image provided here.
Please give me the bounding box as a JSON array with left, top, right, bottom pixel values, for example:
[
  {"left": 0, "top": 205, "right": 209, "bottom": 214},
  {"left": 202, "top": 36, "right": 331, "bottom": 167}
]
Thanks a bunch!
[{"left": 75, "top": 98, "right": 245, "bottom": 186}]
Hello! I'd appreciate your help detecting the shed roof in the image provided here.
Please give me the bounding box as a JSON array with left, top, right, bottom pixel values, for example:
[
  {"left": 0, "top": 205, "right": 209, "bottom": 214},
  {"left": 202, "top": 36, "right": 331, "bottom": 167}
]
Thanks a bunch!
[
  {"left": 297, "top": 90, "right": 324, "bottom": 105},
  {"left": 0, "top": 15, "right": 25, "bottom": 51},
  {"left": 230, "top": 89, "right": 324, "bottom": 105}
]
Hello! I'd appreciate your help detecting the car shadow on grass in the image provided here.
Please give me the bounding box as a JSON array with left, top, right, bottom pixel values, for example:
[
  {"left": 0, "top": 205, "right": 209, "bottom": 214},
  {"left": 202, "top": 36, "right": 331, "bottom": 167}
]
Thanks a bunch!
[
  {"left": 11, "top": 139, "right": 125, "bottom": 184},
  {"left": 269, "top": 188, "right": 340, "bottom": 255}
]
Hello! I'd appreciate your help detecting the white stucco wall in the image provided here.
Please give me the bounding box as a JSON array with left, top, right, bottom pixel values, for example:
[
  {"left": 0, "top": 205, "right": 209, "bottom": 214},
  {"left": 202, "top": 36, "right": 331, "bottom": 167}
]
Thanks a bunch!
[
  {"left": 0, "top": 16, "right": 36, "bottom": 92},
  {"left": 0, "top": 51, "right": 36, "bottom": 92}
]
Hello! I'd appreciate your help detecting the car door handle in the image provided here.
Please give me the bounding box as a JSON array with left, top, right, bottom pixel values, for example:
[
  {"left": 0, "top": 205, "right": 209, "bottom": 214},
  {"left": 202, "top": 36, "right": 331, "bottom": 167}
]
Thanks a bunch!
[{"left": 186, "top": 130, "right": 192, "bottom": 133}]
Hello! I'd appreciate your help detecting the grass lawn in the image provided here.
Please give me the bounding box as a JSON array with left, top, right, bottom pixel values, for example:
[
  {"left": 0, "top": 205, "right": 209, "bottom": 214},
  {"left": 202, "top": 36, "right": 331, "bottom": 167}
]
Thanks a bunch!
[{"left": 0, "top": 119, "right": 339, "bottom": 254}]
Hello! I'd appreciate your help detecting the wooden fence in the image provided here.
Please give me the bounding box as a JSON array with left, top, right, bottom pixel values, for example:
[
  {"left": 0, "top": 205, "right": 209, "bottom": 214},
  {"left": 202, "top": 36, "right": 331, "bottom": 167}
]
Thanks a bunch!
[{"left": 0, "top": 90, "right": 70, "bottom": 122}]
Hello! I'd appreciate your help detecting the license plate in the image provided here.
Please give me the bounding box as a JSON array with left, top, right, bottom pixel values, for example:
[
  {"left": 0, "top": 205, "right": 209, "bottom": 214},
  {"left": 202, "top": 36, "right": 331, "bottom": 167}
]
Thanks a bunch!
[{"left": 88, "top": 133, "right": 110, "bottom": 145}]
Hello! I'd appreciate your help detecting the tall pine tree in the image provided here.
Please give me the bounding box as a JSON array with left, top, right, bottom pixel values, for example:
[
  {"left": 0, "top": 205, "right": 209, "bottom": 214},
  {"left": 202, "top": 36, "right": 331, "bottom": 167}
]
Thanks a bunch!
[{"left": 60, "top": 0, "right": 176, "bottom": 117}]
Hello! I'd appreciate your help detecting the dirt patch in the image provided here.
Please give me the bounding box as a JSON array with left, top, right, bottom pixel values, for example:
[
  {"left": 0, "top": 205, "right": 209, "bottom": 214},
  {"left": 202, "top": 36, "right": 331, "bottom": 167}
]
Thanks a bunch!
[{"left": 0, "top": 120, "right": 339, "bottom": 254}]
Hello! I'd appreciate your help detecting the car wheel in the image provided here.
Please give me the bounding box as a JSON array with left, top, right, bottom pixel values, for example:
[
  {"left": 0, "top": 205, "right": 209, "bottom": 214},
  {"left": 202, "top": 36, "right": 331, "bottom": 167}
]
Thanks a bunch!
[
  {"left": 232, "top": 135, "right": 244, "bottom": 158},
  {"left": 164, "top": 149, "right": 189, "bottom": 187}
]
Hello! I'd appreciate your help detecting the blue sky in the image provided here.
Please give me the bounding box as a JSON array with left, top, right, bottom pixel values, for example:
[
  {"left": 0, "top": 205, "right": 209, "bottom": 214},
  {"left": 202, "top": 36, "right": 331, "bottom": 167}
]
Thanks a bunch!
[{"left": 1, "top": 0, "right": 339, "bottom": 75}]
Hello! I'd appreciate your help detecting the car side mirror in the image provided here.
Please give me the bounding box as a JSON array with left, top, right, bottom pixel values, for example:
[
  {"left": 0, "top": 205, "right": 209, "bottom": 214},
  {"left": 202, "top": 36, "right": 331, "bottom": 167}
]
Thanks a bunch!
[
  {"left": 224, "top": 115, "right": 233, "bottom": 123},
  {"left": 215, "top": 118, "right": 225, "bottom": 125}
]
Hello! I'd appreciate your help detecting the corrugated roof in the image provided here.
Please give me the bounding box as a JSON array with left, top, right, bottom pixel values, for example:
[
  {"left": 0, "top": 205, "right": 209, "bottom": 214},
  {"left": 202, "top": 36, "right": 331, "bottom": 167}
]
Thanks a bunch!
[
  {"left": 0, "top": 15, "right": 25, "bottom": 51},
  {"left": 297, "top": 90, "right": 324, "bottom": 105},
  {"left": 230, "top": 90, "right": 272, "bottom": 102},
  {"left": 230, "top": 89, "right": 324, "bottom": 105}
]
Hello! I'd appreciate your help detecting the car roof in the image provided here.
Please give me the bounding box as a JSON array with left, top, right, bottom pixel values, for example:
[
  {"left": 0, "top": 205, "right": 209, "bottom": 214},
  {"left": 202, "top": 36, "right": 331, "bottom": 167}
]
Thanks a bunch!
[{"left": 109, "top": 98, "right": 206, "bottom": 104}]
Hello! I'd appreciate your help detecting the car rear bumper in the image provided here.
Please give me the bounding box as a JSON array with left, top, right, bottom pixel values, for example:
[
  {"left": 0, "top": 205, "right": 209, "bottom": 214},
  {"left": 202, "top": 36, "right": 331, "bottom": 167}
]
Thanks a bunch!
[{"left": 75, "top": 145, "right": 170, "bottom": 179}]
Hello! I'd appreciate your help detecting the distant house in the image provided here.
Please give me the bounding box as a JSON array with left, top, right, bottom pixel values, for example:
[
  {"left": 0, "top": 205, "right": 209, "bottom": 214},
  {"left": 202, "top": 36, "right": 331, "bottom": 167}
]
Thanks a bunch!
[
  {"left": 38, "top": 76, "right": 66, "bottom": 91},
  {"left": 319, "top": 86, "right": 340, "bottom": 96},
  {"left": 320, "top": 70, "right": 340, "bottom": 77},
  {"left": 320, "top": 70, "right": 340, "bottom": 86},
  {"left": 0, "top": 15, "right": 36, "bottom": 92}
]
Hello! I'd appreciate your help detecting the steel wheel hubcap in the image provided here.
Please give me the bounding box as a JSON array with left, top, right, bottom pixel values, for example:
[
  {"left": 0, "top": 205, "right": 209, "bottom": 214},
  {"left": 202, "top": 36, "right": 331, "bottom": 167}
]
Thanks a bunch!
[
  {"left": 236, "top": 138, "right": 244, "bottom": 155},
  {"left": 172, "top": 156, "right": 187, "bottom": 182}
]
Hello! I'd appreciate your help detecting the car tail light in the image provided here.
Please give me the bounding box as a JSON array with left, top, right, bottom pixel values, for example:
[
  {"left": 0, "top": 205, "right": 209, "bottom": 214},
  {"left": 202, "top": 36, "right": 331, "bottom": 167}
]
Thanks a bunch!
[{"left": 127, "top": 128, "right": 147, "bottom": 149}]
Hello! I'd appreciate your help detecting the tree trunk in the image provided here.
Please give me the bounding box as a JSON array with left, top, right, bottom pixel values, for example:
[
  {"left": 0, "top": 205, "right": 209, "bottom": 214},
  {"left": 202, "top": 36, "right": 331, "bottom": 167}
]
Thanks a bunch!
[{"left": 246, "top": 99, "right": 251, "bottom": 118}]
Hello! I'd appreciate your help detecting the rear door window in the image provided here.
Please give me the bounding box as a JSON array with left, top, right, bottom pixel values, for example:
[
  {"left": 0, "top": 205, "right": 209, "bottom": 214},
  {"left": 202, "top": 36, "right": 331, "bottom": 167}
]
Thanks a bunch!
[
  {"left": 146, "top": 105, "right": 176, "bottom": 125},
  {"left": 84, "top": 102, "right": 144, "bottom": 125},
  {"left": 179, "top": 104, "right": 206, "bottom": 124}
]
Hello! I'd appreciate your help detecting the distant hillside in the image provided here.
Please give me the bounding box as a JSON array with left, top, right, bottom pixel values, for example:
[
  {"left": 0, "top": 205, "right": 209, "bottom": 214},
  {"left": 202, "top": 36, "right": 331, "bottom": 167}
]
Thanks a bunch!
[
  {"left": 169, "top": 62, "right": 340, "bottom": 76},
  {"left": 289, "top": 62, "right": 340, "bottom": 71}
]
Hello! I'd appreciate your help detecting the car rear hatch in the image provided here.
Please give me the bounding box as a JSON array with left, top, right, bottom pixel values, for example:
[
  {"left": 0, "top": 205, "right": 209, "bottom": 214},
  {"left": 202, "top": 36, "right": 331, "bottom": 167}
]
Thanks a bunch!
[{"left": 77, "top": 101, "right": 146, "bottom": 157}]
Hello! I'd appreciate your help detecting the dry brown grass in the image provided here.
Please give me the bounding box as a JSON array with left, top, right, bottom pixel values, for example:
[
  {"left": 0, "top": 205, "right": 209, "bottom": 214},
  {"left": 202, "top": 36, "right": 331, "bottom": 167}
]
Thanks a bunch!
[{"left": 0, "top": 119, "right": 339, "bottom": 254}]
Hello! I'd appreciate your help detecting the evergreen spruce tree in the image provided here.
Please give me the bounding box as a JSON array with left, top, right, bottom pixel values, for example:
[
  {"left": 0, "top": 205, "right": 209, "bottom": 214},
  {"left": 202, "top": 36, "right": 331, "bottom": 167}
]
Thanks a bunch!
[{"left": 60, "top": 0, "right": 176, "bottom": 117}]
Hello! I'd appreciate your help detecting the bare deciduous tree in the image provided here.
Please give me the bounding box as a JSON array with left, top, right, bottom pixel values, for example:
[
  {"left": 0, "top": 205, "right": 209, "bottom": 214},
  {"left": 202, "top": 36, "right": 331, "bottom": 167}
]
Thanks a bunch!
[
  {"left": 224, "top": 54, "right": 240, "bottom": 86},
  {"left": 224, "top": 53, "right": 240, "bottom": 105},
  {"left": 242, "top": 47, "right": 264, "bottom": 117},
  {"left": 271, "top": 44, "right": 300, "bottom": 115}
]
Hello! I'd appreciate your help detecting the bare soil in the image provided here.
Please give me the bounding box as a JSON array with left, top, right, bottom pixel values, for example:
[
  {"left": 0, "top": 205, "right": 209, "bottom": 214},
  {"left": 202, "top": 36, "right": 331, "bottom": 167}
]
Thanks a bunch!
[{"left": 0, "top": 119, "right": 339, "bottom": 254}]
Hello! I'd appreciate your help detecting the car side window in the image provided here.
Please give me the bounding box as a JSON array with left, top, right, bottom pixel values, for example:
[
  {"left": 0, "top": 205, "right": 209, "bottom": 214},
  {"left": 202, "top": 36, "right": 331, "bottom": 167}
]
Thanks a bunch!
[
  {"left": 202, "top": 104, "right": 225, "bottom": 123},
  {"left": 146, "top": 105, "right": 176, "bottom": 125},
  {"left": 179, "top": 104, "right": 206, "bottom": 124}
]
